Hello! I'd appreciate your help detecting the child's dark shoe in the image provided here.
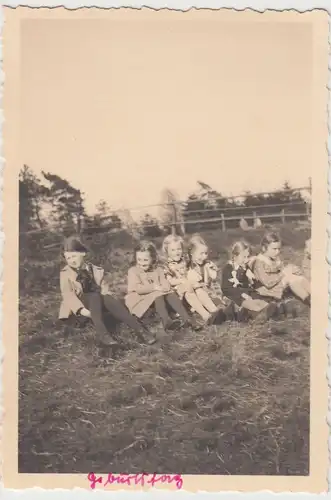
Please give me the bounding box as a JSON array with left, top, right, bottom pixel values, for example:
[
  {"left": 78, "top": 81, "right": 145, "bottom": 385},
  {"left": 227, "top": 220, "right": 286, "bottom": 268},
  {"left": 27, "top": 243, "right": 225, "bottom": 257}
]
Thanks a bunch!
[
  {"left": 251, "top": 303, "right": 277, "bottom": 324},
  {"left": 266, "top": 302, "right": 279, "bottom": 320},
  {"left": 236, "top": 307, "right": 250, "bottom": 323},
  {"left": 98, "top": 336, "right": 119, "bottom": 348},
  {"left": 206, "top": 307, "right": 226, "bottom": 326},
  {"left": 164, "top": 318, "right": 182, "bottom": 332},
  {"left": 276, "top": 301, "right": 286, "bottom": 318},
  {"left": 303, "top": 295, "right": 311, "bottom": 307},
  {"left": 223, "top": 301, "right": 236, "bottom": 321},
  {"left": 284, "top": 298, "right": 298, "bottom": 318}
]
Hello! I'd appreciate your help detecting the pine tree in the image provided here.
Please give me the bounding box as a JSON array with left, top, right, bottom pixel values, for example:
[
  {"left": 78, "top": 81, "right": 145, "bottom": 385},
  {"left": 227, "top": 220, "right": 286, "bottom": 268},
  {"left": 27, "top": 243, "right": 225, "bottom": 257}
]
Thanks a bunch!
[{"left": 41, "top": 171, "right": 85, "bottom": 233}]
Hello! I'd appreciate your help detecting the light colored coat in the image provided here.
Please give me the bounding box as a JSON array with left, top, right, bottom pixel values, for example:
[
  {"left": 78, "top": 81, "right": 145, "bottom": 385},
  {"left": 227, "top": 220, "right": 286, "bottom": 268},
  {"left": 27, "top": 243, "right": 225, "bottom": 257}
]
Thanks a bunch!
[
  {"left": 251, "top": 254, "right": 285, "bottom": 299},
  {"left": 59, "top": 263, "right": 107, "bottom": 319},
  {"left": 125, "top": 265, "right": 171, "bottom": 318}
]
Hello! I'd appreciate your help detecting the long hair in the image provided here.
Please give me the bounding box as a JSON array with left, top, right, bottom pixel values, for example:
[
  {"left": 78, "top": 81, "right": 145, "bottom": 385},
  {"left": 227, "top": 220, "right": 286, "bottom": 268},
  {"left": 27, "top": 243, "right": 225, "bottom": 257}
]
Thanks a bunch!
[
  {"left": 187, "top": 234, "right": 208, "bottom": 266},
  {"left": 260, "top": 231, "right": 281, "bottom": 252},
  {"left": 131, "top": 240, "right": 159, "bottom": 268},
  {"left": 162, "top": 234, "right": 184, "bottom": 257}
]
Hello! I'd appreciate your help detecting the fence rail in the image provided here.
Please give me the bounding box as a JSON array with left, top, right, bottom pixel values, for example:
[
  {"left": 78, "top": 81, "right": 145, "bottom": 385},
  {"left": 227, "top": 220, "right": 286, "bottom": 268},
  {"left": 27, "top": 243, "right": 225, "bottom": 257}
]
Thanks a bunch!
[{"left": 20, "top": 183, "right": 312, "bottom": 237}]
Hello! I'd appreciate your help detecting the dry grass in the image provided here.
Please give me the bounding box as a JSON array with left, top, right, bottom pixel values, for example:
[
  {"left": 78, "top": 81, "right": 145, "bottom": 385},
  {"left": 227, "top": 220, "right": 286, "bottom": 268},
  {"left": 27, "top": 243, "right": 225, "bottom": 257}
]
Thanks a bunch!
[{"left": 19, "top": 224, "right": 310, "bottom": 475}]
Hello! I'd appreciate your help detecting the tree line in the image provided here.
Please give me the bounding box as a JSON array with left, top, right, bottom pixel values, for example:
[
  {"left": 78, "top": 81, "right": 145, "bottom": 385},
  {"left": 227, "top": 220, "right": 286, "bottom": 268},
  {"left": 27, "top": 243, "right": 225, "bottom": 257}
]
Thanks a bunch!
[{"left": 19, "top": 165, "right": 310, "bottom": 242}]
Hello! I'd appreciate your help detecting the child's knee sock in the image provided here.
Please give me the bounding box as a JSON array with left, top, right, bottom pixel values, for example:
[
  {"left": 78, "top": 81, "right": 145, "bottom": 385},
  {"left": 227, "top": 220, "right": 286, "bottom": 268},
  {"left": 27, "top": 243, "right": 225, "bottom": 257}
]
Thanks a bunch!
[
  {"left": 86, "top": 292, "right": 110, "bottom": 337},
  {"left": 185, "top": 292, "right": 210, "bottom": 321},
  {"left": 154, "top": 296, "right": 171, "bottom": 326},
  {"left": 164, "top": 292, "right": 191, "bottom": 321},
  {"left": 103, "top": 295, "right": 145, "bottom": 332}
]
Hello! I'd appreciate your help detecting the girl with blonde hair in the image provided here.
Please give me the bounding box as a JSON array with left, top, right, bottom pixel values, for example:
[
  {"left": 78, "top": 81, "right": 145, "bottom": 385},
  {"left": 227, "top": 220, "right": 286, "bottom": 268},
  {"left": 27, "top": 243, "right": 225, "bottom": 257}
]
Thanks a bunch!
[{"left": 185, "top": 234, "right": 235, "bottom": 323}]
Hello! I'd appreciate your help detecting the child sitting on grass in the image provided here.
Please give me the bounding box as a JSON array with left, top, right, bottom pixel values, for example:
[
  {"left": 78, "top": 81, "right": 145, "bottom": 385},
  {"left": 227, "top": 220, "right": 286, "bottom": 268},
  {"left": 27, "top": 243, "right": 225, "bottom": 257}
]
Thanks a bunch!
[
  {"left": 59, "top": 235, "right": 155, "bottom": 347},
  {"left": 162, "top": 234, "right": 202, "bottom": 330},
  {"left": 125, "top": 240, "right": 199, "bottom": 333},
  {"left": 221, "top": 240, "right": 279, "bottom": 322},
  {"left": 250, "top": 231, "right": 311, "bottom": 316},
  {"left": 186, "top": 234, "right": 235, "bottom": 324}
]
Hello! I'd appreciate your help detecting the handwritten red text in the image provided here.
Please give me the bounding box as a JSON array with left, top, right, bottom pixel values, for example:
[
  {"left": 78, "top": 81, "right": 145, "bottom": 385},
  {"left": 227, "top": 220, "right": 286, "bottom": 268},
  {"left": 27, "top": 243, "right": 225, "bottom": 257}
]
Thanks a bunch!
[{"left": 87, "top": 472, "right": 183, "bottom": 490}]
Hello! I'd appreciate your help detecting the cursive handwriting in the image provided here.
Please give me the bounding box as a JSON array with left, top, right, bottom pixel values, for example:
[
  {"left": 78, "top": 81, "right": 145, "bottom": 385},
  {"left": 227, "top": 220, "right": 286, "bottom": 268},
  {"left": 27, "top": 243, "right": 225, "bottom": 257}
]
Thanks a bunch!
[{"left": 87, "top": 472, "right": 183, "bottom": 490}]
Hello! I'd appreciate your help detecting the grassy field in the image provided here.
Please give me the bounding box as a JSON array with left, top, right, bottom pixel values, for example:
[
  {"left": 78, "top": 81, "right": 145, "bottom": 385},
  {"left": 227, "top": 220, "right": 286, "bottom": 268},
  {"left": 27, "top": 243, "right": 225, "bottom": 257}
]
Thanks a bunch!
[{"left": 19, "top": 223, "right": 311, "bottom": 475}]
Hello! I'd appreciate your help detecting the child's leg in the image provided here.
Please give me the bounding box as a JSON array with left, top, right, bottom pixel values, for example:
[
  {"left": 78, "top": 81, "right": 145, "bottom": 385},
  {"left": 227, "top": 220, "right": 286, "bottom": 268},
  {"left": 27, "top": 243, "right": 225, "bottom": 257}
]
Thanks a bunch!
[
  {"left": 164, "top": 292, "right": 192, "bottom": 322},
  {"left": 241, "top": 298, "right": 268, "bottom": 312},
  {"left": 154, "top": 296, "right": 172, "bottom": 326},
  {"left": 185, "top": 292, "right": 210, "bottom": 321},
  {"left": 102, "top": 294, "right": 148, "bottom": 333},
  {"left": 195, "top": 288, "right": 218, "bottom": 313},
  {"left": 287, "top": 274, "right": 310, "bottom": 301},
  {"left": 84, "top": 292, "right": 116, "bottom": 344}
]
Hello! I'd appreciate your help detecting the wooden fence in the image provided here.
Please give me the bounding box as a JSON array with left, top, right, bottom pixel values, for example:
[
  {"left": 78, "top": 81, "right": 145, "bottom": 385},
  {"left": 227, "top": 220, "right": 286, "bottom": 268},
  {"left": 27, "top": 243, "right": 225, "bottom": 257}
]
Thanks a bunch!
[{"left": 20, "top": 184, "right": 312, "bottom": 239}]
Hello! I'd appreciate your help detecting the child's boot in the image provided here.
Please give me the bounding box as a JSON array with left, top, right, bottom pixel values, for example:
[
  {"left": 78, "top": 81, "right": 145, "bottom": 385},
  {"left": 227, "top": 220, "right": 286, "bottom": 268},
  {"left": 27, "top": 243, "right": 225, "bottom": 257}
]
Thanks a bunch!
[
  {"left": 251, "top": 302, "right": 278, "bottom": 324},
  {"left": 98, "top": 333, "right": 118, "bottom": 347},
  {"left": 206, "top": 306, "right": 226, "bottom": 326},
  {"left": 284, "top": 298, "right": 298, "bottom": 318},
  {"left": 276, "top": 301, "right": 286, "bottom": 319},
  {"left": 265, "top": 302, "right": 279, "bottom": 320},
  {"left": 303, "top": 295, "right": 311, "bottom": 307},
  {"left": 236, "top": 307, "right": 250, "bottom": 323},
  {"left": 223, "top": 301, "right": 236, "bottom": 321}
]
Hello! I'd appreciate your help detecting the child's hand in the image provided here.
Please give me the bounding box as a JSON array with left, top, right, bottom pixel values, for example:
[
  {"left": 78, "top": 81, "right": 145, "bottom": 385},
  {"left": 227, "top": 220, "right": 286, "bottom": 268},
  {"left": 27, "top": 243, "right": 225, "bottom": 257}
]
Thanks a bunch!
[
  {"left": 246, "top": 269, "right": 255, "bottom": 282},
  {"left": 242, "top": 293, "right": 250, "bottom": 300},
  {"left": 80, "top": 308, "right": 91, "bottom": 318},
  {"left": 284, "top": 264, "right": 301, "bottom": 276}
]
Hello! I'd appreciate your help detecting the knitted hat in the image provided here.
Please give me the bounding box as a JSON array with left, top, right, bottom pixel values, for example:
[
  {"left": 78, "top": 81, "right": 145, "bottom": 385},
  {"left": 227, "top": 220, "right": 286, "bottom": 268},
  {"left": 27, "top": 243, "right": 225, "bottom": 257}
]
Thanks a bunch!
[{"left": 62, "top": 235, "right": 89, "bottom": 253}]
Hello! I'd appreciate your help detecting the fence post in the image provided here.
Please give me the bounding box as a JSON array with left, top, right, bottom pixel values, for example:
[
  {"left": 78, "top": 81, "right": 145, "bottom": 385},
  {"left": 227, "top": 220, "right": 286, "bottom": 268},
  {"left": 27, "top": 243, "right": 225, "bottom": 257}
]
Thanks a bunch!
[
  {"left": 253, "top": 211, "right": 257, "bottom": 225},
  {"left": 281, "top": 209, "right": 285, "bottom": 224},
  {"left": 221, "top": 213, "right": 226, "bottom": 231},
  {"left": 171, "top": 202, "right": 177, "bottom": 235}
]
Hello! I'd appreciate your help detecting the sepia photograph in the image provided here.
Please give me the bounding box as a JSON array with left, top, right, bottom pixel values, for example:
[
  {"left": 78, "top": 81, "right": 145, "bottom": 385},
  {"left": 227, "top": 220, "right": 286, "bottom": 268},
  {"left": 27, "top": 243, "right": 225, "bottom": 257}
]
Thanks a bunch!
[{"left": 2, "top": 6, "right": 329, "bottom": 492}]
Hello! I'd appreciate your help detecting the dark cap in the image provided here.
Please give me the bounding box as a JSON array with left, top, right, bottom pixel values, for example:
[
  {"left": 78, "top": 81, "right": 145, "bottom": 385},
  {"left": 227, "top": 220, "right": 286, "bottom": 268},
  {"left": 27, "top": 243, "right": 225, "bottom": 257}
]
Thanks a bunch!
[{"left": 62, "top": 235, "right": 89, "bottom": 253}]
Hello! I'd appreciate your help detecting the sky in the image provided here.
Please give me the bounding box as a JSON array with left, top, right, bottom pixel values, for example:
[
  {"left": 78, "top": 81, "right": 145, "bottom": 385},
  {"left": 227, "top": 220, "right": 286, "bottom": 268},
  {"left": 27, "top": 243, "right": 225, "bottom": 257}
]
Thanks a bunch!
[{"left": 20, "top": 15, "right": 312, "bottom": 216}]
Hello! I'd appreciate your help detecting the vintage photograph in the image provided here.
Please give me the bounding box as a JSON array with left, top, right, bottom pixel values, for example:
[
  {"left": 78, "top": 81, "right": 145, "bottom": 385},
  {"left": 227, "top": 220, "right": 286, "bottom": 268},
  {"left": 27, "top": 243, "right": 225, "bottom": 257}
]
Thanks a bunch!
[{"left": 3, "top": 6, "right": 329, "bottom": 492}]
